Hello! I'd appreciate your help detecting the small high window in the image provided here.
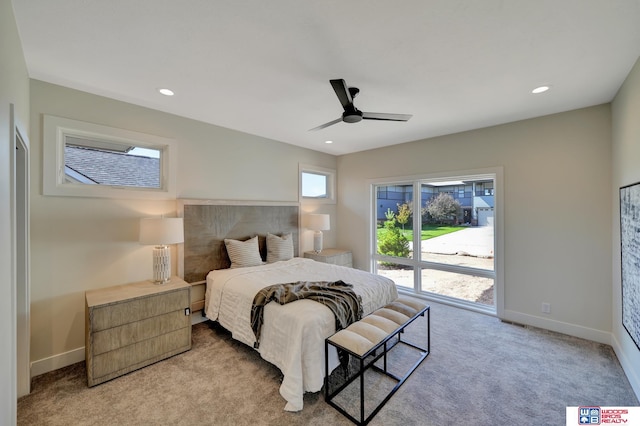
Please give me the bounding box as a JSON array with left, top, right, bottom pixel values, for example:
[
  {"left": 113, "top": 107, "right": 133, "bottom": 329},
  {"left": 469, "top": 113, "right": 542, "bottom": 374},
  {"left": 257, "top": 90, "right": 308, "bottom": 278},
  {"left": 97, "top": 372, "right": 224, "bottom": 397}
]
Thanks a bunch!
[
  {"left": 301, "top": 172, "right": 328, "bottom": 198},
  {"left": 299, "top": 164, "right": 336, "bottom": 204},
  {"left": 43, "top": 115, "right": 176, "bottom": 199},
  {"left": 64, "top": 136, "right": 162, "bottom": 188}
]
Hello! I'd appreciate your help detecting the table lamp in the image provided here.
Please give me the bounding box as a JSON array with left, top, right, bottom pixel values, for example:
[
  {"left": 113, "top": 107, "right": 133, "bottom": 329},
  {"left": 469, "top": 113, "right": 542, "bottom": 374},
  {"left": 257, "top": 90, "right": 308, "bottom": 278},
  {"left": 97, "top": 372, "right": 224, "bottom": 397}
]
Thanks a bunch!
[
  {"left": 139, "top": 217, "right": 184, "bottom": 284},
  {"left": 307, "top": 214, "right": 330, "bottom": 254}
]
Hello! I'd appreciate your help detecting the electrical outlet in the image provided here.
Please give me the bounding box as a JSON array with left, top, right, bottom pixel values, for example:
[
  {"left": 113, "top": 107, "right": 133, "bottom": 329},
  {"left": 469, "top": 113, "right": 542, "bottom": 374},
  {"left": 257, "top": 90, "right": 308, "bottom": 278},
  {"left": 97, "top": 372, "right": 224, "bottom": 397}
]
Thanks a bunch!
[{"left": 541, "top": 302, "right": 551, "bottom": 314}]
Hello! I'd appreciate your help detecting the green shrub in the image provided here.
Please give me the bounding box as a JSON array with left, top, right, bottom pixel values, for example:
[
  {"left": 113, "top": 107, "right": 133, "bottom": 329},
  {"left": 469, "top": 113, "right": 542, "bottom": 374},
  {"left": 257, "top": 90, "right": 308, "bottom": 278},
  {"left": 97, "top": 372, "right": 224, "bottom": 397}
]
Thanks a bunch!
[{"left": 377, "top": 209, "right": 410, "bottom": 262}]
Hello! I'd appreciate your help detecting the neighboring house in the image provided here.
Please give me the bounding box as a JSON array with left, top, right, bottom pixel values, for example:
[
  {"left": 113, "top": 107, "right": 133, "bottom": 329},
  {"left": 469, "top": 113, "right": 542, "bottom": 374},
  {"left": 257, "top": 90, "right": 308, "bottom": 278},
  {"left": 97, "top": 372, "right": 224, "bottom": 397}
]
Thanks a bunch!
[{"left": 376, "top": 180, "right": 494, "bottom": 226}]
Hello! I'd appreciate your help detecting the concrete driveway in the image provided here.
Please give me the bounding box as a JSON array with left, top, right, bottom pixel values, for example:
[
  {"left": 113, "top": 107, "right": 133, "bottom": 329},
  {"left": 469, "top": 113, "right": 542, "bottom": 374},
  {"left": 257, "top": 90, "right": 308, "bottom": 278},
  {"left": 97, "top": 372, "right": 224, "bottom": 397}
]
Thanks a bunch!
[{"left": 420, "top": 226, "right": 494, "bottom": 258}]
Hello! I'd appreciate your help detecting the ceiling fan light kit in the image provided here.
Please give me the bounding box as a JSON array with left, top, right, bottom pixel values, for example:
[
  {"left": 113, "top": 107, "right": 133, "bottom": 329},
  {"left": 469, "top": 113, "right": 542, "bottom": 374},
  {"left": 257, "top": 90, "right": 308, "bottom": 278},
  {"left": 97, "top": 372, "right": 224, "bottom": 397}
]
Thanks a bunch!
[
  {"left": 343, "top": 108, "right": 363, "bottom": 123},
  {"left": 310, "top": 79, "right": 412, "bottom": 131}
]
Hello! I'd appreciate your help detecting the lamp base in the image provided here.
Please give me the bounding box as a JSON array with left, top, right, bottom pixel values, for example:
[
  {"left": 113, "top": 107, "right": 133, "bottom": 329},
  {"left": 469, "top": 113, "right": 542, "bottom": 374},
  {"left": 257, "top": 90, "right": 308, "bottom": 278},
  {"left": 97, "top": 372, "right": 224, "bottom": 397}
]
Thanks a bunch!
[
  {"left": 152, "top": 245, "right": 171, "bottom": 284},
  {"left": 313, "top": 230, "right": 323, "bottom": 254}
]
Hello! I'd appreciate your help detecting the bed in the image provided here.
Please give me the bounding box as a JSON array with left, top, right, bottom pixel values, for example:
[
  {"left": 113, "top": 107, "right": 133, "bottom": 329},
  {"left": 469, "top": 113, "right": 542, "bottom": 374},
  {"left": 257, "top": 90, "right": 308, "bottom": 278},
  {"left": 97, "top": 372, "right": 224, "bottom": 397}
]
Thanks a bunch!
[{"left": 177, "top": 200, "right": 398, "bottom": 411}]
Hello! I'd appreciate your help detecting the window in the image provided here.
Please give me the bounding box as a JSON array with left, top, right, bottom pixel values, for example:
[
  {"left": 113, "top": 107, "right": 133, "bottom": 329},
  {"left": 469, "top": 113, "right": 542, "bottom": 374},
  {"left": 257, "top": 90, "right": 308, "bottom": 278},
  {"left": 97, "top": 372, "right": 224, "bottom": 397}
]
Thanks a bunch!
[
  {"left": 476, "top": 181, "right": 494, "bottom": 196},
  {"left": 64, "top": 137, "right": 161, "bottom": 188},
  {"left": 371, "top": 168, "right": 502, "bottom": 315},
  {"left": 43, "top": 115, "right": 177, "bottom": 199},
  {"left": 299, "top": 164, "right": 336, "bottom": 204},
  {"left": 302, "top": 172, "right": 328, "bottom": 198}
]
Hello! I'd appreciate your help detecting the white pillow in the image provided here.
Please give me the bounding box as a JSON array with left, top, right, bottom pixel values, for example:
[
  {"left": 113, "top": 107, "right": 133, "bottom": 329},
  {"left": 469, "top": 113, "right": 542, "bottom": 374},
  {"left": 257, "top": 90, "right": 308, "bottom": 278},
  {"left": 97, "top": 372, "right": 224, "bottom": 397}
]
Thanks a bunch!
[
  {"left": 266, "top": 233, "right": 294, "bottom": 263},
  {"left": 224, "top": 236, "right": 264, "bottom": 268}
]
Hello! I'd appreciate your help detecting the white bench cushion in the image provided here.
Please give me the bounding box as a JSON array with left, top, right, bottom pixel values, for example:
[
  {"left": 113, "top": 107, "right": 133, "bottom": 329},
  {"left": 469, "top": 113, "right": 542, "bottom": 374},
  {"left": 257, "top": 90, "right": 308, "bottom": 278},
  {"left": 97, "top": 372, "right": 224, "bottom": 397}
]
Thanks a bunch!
[{"left": 327, "top": 297, "right": 428, "bottom": 356}]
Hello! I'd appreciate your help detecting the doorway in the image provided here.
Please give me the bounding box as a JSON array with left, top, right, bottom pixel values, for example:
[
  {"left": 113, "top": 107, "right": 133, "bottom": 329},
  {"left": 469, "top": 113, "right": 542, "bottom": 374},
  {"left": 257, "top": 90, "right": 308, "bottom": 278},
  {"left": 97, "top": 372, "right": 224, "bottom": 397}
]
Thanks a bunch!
[{"left": 11, "top": 104, "right": 30, "bottom": 397}]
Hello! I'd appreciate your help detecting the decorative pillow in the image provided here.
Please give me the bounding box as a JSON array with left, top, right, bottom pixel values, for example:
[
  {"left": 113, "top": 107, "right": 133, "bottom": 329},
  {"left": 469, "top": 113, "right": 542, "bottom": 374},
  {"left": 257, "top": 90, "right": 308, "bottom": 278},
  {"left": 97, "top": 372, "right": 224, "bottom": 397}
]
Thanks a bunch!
[
  {"left": 224, "top": 236, "right": 264, "bottom": 268},
  {"left": 266, "top": 233, "right": 294, "bottom": 263}
]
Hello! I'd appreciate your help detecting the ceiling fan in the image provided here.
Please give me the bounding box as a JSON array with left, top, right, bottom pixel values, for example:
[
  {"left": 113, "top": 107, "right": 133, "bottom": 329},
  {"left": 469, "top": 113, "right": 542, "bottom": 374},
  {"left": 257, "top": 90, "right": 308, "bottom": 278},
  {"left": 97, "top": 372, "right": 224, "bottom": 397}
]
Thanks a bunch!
[{"left": 310, "top": 79, "right": 412, "bottom": 131}]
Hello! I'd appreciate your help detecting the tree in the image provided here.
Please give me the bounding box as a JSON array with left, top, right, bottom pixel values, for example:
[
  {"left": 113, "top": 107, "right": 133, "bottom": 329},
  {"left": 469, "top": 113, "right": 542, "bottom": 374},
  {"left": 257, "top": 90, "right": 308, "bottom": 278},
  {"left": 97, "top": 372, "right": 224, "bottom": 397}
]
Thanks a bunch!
[
  {"left": 377, "top": 209, "right": 410, "bottom": 261},
  {"left": 426, "top": 193, "right": 461, "bottom": 224},
  {"left": 384, "top": 208, "right": 395, "bottom": 221},
  {"left": 396, "top": 202, "right": 411, "bottom": 230}
]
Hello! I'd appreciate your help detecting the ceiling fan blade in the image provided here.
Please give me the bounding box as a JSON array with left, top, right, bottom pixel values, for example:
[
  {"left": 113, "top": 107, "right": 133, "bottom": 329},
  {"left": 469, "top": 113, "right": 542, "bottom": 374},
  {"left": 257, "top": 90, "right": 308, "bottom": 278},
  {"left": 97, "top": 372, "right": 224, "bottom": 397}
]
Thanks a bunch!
[
  {"left": 362, "top": 112, "right": 412, "bottom": 122},
  {"left": 309, "top": 117, "right": 343, "bottom": 131},
  {"left": 330, "top": 79, "right": 353, "bottom": 108}
]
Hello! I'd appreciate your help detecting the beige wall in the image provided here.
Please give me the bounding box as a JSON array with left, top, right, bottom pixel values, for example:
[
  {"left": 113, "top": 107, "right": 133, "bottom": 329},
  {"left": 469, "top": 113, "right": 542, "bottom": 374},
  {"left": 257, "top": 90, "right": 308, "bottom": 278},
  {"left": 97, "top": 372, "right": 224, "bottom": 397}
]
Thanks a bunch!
[
  {"left": 337, "top": 105, "right": 613, "bottom": 342},
  {"left": 29, "top": 80, "right": 337, "bottom": 372},
  {"left": 1, "top": 0, "right": 30, "bottom": 421},
  {"left": 611, "top": 56, "right": 640, "bottom": 396}
]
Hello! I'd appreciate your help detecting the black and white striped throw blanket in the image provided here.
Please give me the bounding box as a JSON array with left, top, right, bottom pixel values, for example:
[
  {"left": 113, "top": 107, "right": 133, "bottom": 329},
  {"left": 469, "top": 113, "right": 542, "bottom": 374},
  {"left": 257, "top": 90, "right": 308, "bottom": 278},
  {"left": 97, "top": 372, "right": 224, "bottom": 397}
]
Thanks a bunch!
[{"left": 251, "top": 280, "right": 363, "bottom": 348}]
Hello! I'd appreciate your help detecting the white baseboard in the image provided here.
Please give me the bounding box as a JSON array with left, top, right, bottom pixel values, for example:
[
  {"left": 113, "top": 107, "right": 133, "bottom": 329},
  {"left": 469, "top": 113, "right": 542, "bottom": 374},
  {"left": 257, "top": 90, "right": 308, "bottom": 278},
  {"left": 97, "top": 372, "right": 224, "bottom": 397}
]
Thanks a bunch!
[
  {"left": 30, "top": 347, "right": 85, "bottom": 378},
  {"left": 502, "top": 309, "right": 611, "bottom": 345},
  {"left": 611, "top": 334, "right": 640, "bottom": 401}
]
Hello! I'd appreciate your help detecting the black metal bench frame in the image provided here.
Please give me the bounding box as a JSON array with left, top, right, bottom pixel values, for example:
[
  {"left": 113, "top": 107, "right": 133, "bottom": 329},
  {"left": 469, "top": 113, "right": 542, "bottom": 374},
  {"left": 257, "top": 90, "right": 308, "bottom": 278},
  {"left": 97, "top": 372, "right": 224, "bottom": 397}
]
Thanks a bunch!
[{"left": 324, "top": 304, "right": 430, "bottom": 425}]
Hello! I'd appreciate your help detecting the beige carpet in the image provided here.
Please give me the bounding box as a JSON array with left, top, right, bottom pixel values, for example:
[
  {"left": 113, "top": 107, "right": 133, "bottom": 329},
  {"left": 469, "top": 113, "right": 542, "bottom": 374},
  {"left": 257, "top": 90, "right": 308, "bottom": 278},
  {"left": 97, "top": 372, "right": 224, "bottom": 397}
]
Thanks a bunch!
[{"left": 18, "top": 301, "right": 639, "bottom": 425}]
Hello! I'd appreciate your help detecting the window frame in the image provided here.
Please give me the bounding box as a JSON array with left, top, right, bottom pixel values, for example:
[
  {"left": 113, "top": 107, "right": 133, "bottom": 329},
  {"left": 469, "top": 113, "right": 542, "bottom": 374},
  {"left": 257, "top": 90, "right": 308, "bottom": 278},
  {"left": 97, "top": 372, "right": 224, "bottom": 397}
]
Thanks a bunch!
[
  {"left": 369, "top": 167, "right": 504, "bottom": 317},
  {"left": 299, "top": 163, "right": 336, "bottom": 204},
  {"left": 43, "top": 115, "right": 177, "bottom": 199}
]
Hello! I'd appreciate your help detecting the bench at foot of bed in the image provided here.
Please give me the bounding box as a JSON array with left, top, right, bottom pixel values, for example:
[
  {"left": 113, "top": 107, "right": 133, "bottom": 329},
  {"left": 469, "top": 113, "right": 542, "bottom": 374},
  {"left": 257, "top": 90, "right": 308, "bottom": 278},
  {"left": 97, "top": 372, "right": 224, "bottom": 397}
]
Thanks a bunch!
[{"left": 324, "top": 296, "right": 431, "bottom": 425}]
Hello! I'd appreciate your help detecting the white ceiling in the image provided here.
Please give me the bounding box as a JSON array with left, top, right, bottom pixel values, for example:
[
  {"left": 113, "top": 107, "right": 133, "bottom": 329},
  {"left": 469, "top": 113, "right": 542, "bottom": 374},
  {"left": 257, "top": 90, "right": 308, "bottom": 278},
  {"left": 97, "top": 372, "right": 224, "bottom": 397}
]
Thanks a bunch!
[{"left": 12, "top": 1, "right": 640, "bottom": 155}]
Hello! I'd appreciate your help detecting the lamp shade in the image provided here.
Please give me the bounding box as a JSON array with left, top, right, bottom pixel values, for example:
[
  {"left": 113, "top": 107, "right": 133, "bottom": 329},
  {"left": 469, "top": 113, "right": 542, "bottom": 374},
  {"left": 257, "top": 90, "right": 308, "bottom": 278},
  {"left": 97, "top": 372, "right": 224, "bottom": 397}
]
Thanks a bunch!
[
  {"left": 139, "top": 217, "right": 184, "bottom": 245},
  {"left": 306, "top": 214, "right": 330, "bottom": 231}
]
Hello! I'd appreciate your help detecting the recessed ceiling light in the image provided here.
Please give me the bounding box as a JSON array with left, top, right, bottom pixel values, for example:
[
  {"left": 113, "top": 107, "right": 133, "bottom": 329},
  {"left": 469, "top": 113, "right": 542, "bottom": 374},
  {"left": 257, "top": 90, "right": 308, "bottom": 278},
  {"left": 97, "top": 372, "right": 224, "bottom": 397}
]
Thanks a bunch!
[
  {"left": 531, "top": 85, "right": 550, "bottom": 94},
  {"left": 158, "top": 88, "right": 174, "bottom": 96},
  {"left": 325, "top": 140, "right": 333, "bottom": 144}
]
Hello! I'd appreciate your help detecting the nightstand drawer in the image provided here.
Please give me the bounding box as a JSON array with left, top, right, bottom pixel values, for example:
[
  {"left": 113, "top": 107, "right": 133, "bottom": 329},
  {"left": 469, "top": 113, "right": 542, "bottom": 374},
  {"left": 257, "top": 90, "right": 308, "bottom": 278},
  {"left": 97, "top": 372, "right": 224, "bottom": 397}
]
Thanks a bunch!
[
  {"left": 92, "top": 309, "right": 189, "bottom": 355},
  {"left": 92, "top": 327, "right": 190, "bottom": 379},
  {"left": 91, "top": 290, "right": 188, "bottom": 331}
]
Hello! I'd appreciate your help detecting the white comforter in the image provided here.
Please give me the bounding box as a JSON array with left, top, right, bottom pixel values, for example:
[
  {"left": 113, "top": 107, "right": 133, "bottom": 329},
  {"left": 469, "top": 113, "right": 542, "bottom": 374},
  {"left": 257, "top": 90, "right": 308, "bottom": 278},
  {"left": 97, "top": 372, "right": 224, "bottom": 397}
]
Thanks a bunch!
[{"left": 204, "top": 257, "right": 398, "bottom": 411}]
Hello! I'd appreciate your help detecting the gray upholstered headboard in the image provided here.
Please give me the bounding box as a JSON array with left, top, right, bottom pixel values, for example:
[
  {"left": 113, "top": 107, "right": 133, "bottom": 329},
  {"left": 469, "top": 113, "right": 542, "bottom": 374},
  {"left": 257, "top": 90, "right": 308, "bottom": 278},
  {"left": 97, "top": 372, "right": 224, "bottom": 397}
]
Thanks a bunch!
[{"left": 177, "top": 200, "right": 300, "bottom": 284}]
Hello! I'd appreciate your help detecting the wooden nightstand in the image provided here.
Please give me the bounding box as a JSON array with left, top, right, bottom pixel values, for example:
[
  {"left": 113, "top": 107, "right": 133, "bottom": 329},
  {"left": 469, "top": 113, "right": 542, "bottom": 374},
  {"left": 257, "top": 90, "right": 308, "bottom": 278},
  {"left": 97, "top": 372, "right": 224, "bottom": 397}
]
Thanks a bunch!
[
  {"left": 85, "top": 276, "right": 192, "bottom": 387},
  {"left": 304, "top": 248, "right": 353, "bottom": 268}
]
